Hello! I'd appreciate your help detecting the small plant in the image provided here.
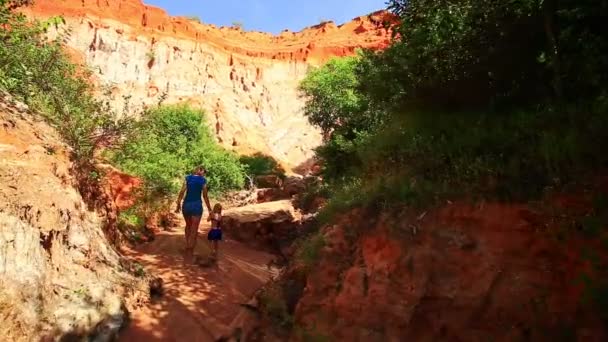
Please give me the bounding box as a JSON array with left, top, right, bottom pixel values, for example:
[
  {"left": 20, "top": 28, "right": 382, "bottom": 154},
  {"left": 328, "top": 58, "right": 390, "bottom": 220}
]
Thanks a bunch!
[
  {"left": 259, "top": 285, "right": 293, "bottom": 329},
  {"left": 118, "top": 209, "right": 144, "bottom": 229},
  {"left": 186, "top": 15, "right": 201, "bottom": 23},
  {"left": 72, "top": 287, "right": 87, "bottom": 297},
  {"left": 43, "top": 145, "right": 56, "bottom": 155},
  {"left": 88, "top": 170, "right": 100, "bottom": 181},
  {"left": 133, "top": 262, "right": 145, "bottom": 277},
  {"left": 296, "top": 233, "right": 325, "bottom": 270},
  {"left": 231, "top": 21, "right": 244, "bottom": 30}
]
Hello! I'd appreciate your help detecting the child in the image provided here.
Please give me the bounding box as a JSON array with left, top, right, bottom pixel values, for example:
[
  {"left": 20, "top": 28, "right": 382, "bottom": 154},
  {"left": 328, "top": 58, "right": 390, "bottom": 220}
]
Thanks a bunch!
[{"left": 207, "top": 203, "right": 223, "bottom": 259}]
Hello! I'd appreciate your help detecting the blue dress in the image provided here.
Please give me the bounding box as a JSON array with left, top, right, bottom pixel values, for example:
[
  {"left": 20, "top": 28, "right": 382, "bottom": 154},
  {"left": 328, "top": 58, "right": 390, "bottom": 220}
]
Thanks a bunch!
[{"left": 182, "top": 174, "right": 206, "bottom": 217}]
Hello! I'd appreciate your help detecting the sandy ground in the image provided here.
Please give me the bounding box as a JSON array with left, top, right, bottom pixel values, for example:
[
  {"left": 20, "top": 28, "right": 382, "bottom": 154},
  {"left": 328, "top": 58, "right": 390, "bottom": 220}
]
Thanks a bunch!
[{"left": 118, "top": 222, "right": 278, "bottom": 341}]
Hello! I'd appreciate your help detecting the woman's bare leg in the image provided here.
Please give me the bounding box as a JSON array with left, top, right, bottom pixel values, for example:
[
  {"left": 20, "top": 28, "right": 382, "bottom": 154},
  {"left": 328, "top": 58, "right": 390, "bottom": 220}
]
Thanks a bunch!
[
  {"left": 183, "top": 215, "right": 196, "bottom": 263},
  {"left": 187, "top": 216, "right": 201, "bottom": 263}
]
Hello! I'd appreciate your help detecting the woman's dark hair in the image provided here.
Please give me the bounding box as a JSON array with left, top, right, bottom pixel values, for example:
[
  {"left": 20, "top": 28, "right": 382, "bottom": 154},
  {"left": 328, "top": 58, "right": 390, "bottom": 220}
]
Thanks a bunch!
[{"left": 193, "top": 165, "right": 206, "bottom": 174}]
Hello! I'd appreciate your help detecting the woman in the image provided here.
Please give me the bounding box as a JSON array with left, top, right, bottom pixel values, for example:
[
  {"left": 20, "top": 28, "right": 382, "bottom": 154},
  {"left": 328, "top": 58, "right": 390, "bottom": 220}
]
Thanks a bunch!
[{"left": 175, "top": 165, "right": 212, "bottom": 264}]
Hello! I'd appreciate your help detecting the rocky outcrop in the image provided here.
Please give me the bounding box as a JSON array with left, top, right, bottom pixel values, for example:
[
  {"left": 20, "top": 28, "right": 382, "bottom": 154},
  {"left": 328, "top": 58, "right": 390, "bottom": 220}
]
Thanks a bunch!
[
  {"left": 222, "top": 200, "right": 302, "bottom": 254},
  {"left": 22, "top": 0, "right": 395, "bottom": 168},
  {"left": 279, "top": 204, "right": 608, "bottom": 341},
  {"left": 0, "top": 92, "right": 148, "bottom": 341},
  {"left": 97, "top": 163, "right": 142, "bottom": 211}
]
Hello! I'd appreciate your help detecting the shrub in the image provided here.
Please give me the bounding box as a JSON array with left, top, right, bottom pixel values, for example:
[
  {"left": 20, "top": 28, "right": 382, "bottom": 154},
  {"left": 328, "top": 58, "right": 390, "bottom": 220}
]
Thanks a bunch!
[
  {"left": 259, "top": 284, "right": 293, "bottom": 329},
  {"left": 0, "top": 0, "right": 131, "bottom": 162},
  {"left": 296, "top": 233, "right": 325, "bottom": 270},
  {"left": 298, "top": 0, "right": 608, "bottom": 216},
  {"left": 299, "top": 56, "right": 384, "bottom": 138},
  {"left": 111, "top": 105, "right": 245, "bottom": 215},
  {"left": 186, "top": 15, "right": 201, "bottom": 23},
  {"left": 239, "top": 153, "right": 285, "bottom": 177}
]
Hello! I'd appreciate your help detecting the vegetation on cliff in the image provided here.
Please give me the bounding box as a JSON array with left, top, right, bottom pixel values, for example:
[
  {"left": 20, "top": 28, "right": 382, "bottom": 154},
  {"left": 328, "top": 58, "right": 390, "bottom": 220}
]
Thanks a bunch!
[
  {"left": 294, "top": 0, "right": 608, "bottom": 335},
  {"left": 1, "top": 0, "right": 246, "bottom": 230},
  {"left": 0, "top": 0, "right": 129, "bottom": 162},
  {"left": 301, "top": 0, "right": 608, "bottom": 210},
  {"left": 111, "top": 104, "right": 245, "bottom": 220}
]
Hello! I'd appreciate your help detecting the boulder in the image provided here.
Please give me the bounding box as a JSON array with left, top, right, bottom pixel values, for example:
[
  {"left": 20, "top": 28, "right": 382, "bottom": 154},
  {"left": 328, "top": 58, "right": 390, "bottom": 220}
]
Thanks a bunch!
[
  {"left": 222, "top": 200, "right": 301, "bottom": 253},
  {"left": 223, "top": 200, "right": 298, "bottom": 224},
  {"left": 256, "top": 187, "right": 288, "bottom": 203},
  {"left": 282, "top": 175, "right": 306, "bottom": 196},
  {"left": 255, "top": 175, "right": 283, "bottom": 188}
]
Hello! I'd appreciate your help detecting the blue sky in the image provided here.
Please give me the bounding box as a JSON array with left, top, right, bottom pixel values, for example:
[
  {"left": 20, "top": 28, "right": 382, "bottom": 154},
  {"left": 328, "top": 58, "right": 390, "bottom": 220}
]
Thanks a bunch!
[{"left": 145, "top": 0, "right": 388, "bottom": 34}]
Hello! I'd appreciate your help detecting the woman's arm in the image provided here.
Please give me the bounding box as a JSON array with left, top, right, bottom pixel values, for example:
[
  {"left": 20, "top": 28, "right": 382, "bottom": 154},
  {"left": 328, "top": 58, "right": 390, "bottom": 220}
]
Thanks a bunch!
[
  {"left": 175, "top": 181, "right": 186, "bottom": 213},
  {"left": 202, "top": 184, "right": 212, "bottom": 214}
]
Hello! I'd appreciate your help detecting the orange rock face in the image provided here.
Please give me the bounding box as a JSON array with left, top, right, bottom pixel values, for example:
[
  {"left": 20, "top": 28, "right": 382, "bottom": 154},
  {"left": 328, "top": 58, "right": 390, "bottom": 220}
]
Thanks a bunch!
[
  {"left": 23, "top": 0, "right": 394, "bottom": 169},
  {"left": 292, "top": 204, "right": 608, "bottom": 341}
]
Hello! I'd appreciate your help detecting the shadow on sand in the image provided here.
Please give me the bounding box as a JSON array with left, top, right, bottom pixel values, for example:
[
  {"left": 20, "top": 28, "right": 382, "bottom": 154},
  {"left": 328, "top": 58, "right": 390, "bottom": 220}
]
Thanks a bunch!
[{"left": 118, "top": 226, "right": 278, "bottom": 342}]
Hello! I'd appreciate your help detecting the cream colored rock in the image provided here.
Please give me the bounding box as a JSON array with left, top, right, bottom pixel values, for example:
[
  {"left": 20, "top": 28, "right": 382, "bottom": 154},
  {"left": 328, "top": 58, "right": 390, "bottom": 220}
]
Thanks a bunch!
[
  {"left": 0, "top": 92, "right": 147, "bottom": 341},
  {"left": 223, "top": 200, "right": 299, "bottom": 224},
  {"left": 23, "top": 1, "right": 394, "bottom": 169},
  {"left": 222, "top": 200, "right": 302, "bottom": 253}
]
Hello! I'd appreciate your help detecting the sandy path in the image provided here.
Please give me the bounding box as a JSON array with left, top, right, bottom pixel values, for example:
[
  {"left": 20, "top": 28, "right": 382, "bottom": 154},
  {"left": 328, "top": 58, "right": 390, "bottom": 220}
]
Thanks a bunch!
[{"left": 118, "top": 222, "right": 278, "bottom": 341}]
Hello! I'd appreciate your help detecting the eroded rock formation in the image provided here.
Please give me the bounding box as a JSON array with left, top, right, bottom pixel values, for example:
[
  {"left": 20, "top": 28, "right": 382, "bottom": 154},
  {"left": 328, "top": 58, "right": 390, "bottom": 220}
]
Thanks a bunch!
[
  {"left": 289, "top": 204, "right": 608, "bottom": 341},
  {"left": 22, "top": 0, "right": 394, "bottom": 168},
  {"left": 0, "top": 92, "right": 148, "bottom": 341}
]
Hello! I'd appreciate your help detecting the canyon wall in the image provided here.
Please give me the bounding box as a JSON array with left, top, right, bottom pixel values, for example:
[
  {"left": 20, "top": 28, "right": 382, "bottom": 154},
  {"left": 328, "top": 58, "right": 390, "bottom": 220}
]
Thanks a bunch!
[
  {"left": 0, "top": 91, "right": 149, "bottom": 341},
  {"left": 24, "top": 0, "right": 393, "bottom": 169}
]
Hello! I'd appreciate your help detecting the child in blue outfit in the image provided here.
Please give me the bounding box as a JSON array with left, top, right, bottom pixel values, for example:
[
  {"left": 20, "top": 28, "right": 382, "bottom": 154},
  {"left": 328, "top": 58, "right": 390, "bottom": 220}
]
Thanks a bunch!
[{"left": 207, "top": 203, "right": 223, "bottom": 259}]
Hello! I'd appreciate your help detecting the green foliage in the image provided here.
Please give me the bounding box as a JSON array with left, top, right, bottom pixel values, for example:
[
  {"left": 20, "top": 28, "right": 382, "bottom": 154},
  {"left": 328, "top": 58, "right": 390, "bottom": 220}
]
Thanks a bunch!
[
  {"left": 186, "top": 15, "right": 201, "bottom": 23},
  {"left": 380, "top": 0, "right": 608, "bottom": 108},
  {"left": 299, "top": 56, "right": 384, "bottom": 137},
  {"left": 146, "top": 50, "right": 155, "bottom": 62},
  {"left": 296, "top": 233, "right": 325, "bottom": 269},
  {"left": 377, "top": 0, "right": 547, "bottom": 110},
  {"left": 259, "top": 285, "right": 293, "bottom": 329},
  {"left": 239, "top": 153, "right": 284, "bottom": 177},
  {"left": 231, "top": 21, "right": 244, "bottom": 30},
  {"left": 118, "top": 209, "right": 144, "bottom": 229},
  {"left": 112, "top": 105, "right": 245, "bottom": 206},
  {"left": 0, "top": 1, "right": 131, "bottom": 162},
  {"left": 299, "top": 0, "right": 608, "bottom": 209},
  {"left": 313, "top": 130, "right": 369, "bottom": 181},
  {"left": 293, "top": 0, "right": 608, "bottom": 333},
  {"left": 297, "top": 181, "right": 330, "bottom": 212}
]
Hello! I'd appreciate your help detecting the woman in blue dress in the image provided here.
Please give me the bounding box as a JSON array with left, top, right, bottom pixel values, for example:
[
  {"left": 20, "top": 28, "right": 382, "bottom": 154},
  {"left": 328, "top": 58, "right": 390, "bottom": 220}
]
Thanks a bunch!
[{"left": 175, "top": 165, "right": 212, "bottom": 263}]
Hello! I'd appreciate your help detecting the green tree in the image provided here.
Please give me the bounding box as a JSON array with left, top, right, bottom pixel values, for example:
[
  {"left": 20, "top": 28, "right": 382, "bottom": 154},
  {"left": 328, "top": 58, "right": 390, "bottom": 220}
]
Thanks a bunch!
[
  {"left": 299, "top": 56, "right": 373, "bottom": 137},
  {"left": 298, "top": 56, "right": 386, "bottom": 180},
  {"left": 299, "top": 0, "right": 608, "bottom": 204},
  {"left": 112, "top": 104, "right": 245, "bottom": 205},
  {"left": 239, "top": 153, "right": 285, "bottom": 177}
]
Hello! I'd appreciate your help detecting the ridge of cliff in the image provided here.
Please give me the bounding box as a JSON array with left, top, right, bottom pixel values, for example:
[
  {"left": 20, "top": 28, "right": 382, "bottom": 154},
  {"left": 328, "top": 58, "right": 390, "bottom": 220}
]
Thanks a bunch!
[{"left": 22, "top": 0, "right": 395, "bottom": 169}]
